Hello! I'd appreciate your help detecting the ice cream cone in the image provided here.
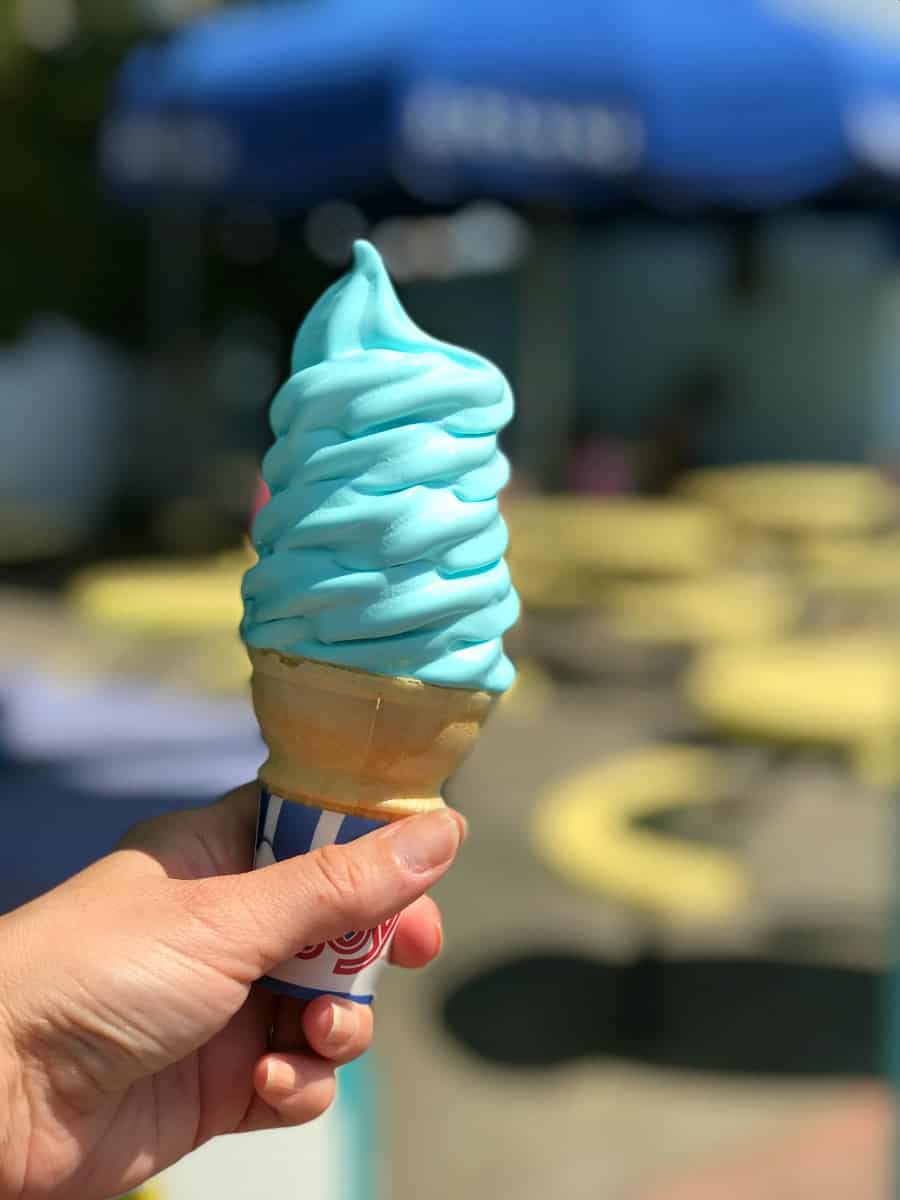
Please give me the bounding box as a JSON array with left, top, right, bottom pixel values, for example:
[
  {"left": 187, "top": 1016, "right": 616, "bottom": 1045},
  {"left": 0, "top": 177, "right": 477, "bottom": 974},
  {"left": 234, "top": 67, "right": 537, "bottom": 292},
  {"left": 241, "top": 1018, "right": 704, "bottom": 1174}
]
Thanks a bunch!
[
  {"left": 248, "top": 645, "right": 497, "bottom": 823},
  {"left": 242, "top": 241, "right": 515, "bottom": 1002}
]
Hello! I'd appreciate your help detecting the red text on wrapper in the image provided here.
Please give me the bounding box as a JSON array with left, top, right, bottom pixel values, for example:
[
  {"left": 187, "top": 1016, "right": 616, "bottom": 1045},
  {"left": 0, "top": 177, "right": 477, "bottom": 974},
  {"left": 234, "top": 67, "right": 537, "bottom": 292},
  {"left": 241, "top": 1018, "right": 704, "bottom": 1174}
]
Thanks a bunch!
[{"left": 296, "top": 914, "right": 401, "bottom": 975}]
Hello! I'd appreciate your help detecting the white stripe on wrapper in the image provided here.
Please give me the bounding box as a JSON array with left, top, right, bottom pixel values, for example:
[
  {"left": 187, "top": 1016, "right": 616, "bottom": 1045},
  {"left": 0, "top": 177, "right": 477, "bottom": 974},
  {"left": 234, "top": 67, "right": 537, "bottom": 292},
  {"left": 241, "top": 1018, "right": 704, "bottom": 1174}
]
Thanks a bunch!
[
  {"left": 310, "top": 810, "right": 344, "bottom": 851},
  {"left": 262, "top": 793, "right": 283, "bottom": 844}
]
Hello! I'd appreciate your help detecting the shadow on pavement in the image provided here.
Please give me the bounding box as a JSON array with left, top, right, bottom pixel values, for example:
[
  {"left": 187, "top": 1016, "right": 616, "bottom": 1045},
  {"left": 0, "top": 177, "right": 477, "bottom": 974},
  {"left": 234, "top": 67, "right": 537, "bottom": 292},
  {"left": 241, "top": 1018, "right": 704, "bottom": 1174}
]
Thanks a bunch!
[{"left": 441, "top": 951, "right": 881, "bottom": 1077}]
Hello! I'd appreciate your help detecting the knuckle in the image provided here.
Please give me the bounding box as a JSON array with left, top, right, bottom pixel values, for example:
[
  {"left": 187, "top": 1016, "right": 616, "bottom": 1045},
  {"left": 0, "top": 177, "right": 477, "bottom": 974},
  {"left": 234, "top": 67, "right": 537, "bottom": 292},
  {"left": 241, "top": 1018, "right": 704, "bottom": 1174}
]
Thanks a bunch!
[
  {"left": 118, "top": 813, "right": 169, "bottom": 849},
  {"left": 309, "top": 845, "right": 370, "bottom": 916},
  {"left": 180, "top": 877, "right": 241, "bottom": 941},
  {"left": 119, "top": 806, "right": 207, "bottom": 857}
]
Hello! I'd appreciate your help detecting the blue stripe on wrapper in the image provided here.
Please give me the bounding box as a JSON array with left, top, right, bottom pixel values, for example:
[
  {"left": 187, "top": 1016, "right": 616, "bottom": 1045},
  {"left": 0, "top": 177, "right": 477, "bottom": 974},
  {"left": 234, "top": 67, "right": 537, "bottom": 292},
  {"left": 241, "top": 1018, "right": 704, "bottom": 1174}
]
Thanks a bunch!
[
  {"left": 335, "top": 813, "right": 385, "bottom": 844},
  {"left": 258, "top": 977, "right": 375, "bottom": 1005},
  {"left": 256, "top": 789, "right": 324, "bottom": 859},
  {"left": 255, "top": 788, "right": 392, "bottom": 1003}
]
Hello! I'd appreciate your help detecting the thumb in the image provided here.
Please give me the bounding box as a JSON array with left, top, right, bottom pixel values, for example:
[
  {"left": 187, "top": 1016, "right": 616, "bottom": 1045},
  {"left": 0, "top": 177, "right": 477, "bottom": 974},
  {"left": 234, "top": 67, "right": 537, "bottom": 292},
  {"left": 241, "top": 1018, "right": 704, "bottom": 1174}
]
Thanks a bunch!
[{"left": 184, "top": 808, "right": 464, "bottom": 979}]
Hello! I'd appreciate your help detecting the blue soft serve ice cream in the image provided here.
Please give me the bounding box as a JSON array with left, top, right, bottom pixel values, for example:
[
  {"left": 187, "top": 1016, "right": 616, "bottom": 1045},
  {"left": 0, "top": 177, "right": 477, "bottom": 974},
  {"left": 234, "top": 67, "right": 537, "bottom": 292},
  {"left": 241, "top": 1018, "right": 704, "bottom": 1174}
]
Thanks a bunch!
[{"left": 241, "top": 240, "right": 519, "bottom": 692}]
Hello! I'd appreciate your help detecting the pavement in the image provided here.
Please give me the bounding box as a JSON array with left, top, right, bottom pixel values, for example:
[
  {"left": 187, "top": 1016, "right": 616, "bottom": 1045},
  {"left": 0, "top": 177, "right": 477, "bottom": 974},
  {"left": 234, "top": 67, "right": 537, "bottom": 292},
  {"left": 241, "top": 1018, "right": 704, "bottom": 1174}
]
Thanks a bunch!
[
  {"left": 377, "top": 677, "right": 889, "bottom": 1198},
  {"left": 638, "top": 1083, "right": 890, "bottom": 1200}
]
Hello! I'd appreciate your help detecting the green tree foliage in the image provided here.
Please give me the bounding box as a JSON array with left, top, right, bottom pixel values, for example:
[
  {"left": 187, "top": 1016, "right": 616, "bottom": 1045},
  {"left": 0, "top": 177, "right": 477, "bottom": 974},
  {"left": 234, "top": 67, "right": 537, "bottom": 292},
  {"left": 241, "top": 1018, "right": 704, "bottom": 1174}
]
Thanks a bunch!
[
  {"left": 0, "top": 1, "right": 328, "bottom": 356},
  {"left": 0, "top": 2, "right": 153, "bottom": 341},
  {"left": 0, "top": 3, "right": 259, "bottom": 343}
]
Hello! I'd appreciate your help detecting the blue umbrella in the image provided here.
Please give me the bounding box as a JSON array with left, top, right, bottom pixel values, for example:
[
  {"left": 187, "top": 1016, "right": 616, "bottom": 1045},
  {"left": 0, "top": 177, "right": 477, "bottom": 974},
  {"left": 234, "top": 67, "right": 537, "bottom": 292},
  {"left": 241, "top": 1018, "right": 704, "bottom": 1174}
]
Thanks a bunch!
[
  {"left": 106, "top": 0, "right": 425, "bottom": 207},
  {"left": 105, "top": 0, "right": 900, "bottom": 210},
  {"left": 830, "top": 34, "right": 900, "bottom": 182},
  {"left": 399, "top": 0, "right": 848, "bottom": 208}
]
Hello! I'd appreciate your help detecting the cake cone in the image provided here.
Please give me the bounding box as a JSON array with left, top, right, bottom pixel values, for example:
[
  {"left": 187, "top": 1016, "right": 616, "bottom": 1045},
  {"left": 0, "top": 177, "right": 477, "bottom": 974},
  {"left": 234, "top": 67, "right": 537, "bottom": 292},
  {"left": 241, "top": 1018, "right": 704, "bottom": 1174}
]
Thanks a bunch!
[
  {"left": 248, "top": 647, "right": 497, "bottom": 1001},
  {"left": 249, "top": 645, "right": 497, "bottom": 823}
]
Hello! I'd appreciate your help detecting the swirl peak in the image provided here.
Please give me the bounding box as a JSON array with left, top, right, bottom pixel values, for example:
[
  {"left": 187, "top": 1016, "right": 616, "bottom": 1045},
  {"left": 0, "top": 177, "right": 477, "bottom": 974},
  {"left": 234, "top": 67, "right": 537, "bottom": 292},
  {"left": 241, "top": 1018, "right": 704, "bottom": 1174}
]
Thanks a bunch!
[
  {"left": 291, "top": 239, "right": 441, "bottom": 373},
  {"left": 351, "top": 237, "right": 384, "bottom": 281}
]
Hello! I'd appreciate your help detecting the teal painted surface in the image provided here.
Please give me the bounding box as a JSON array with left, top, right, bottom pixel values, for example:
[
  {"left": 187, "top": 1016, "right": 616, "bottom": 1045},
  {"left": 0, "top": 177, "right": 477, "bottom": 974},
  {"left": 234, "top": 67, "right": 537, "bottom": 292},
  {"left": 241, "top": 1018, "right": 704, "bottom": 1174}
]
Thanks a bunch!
[
  {"left": 340, "top": 1054, "right": 381, "bottom": 1200},
  {"left": 411, "top": 214, "right": 896, "bottom": 470},
  {"left": 573, "top": 214, "right": 890, "bottom": 465},
  {"left": 891, "top": 800, "right": 900, "bottom": 1200}
]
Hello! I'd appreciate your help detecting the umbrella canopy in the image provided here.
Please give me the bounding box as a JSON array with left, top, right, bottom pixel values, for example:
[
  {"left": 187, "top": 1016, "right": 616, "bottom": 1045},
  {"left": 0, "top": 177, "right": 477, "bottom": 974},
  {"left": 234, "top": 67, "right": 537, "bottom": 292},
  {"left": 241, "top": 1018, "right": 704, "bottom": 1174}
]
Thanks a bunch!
[
  {"left": 401, "top": 0, "right": 848, "bottom": 207},
  {"left": 104, "top": 0, "right": 900, "bottom": 210}
]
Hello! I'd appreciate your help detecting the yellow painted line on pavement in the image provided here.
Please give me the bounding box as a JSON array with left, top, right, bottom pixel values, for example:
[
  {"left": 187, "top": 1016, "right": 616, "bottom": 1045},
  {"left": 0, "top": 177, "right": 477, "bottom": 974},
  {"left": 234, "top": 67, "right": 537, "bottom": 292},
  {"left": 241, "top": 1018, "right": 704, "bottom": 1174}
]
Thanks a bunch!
[{"left": 533, "top": 745, "right": 747, "bottom": 923}]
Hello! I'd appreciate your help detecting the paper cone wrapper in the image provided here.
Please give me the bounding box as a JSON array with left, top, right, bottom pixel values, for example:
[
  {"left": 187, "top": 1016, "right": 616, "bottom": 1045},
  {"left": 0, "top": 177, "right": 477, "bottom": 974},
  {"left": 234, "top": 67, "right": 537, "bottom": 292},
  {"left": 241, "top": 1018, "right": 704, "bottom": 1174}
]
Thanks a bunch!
[{"left": 248, "top": 646, "right": 496, "bottom": 1001}]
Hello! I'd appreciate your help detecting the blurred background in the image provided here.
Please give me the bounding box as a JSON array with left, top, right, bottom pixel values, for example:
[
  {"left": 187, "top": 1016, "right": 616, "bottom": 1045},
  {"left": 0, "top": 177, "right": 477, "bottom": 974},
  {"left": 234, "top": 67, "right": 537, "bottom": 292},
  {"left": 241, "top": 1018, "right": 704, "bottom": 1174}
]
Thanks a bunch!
[{"left": 4, "top": 0, "right": 900, "bottom": 1196}]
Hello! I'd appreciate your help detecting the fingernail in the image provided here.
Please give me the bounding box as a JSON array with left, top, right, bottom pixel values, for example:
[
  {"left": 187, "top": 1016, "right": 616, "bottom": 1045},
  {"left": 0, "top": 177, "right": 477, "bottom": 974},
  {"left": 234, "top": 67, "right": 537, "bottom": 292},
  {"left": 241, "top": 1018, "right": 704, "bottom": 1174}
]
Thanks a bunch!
[
  {"left": 450, "top": 810, "right": 469, "bottom": 843},
  {"left": 388, "top": 810, "right": 461, "bottom": 875},
  {"left": 264, "top": 1059, "right": 298, "bottom": 1095},
  {"left": 324, "top": 1000, "right": 357, "bottom": 1049},
  {"left": 432, "top": 915, "right": 444, "bottom": 959}
]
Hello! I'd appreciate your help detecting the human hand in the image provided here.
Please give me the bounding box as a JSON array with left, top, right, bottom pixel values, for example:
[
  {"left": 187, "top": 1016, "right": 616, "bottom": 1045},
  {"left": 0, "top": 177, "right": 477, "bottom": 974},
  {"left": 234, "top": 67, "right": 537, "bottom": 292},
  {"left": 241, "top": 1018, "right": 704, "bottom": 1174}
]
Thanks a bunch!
[{"left": 0, "top": 784, "right": 463, "bottom": 1200}]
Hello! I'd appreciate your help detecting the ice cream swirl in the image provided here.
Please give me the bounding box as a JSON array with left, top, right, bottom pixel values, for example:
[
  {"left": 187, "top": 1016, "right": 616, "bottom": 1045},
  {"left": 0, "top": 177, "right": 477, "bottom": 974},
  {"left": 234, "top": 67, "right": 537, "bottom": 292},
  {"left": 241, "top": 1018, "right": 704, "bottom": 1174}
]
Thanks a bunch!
[{"left": 241, "top": 240, "right": 518, "bottom": 692}]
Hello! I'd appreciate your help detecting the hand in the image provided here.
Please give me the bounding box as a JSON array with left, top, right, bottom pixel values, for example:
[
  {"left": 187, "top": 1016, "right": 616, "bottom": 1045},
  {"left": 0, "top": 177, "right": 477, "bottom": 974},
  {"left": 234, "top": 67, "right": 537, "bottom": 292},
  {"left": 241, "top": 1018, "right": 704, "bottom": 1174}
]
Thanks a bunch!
[{"left": 0, "top": 784, "right": 463, "bottom": 1200}]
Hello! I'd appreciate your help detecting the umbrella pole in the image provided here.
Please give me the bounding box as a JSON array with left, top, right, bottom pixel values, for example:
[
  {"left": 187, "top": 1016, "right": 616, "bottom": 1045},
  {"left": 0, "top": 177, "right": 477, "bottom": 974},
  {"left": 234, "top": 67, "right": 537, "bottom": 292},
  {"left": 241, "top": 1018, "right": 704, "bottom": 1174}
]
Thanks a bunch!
[
  {"left": 142, "top": 201, "right": 209, "bottom": 515},
  {"left": 148, "top": 201, "right": 206, "bottom": 347},
  {"left": 516, "top": 210, "right": 577, "bottom": 493}
]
